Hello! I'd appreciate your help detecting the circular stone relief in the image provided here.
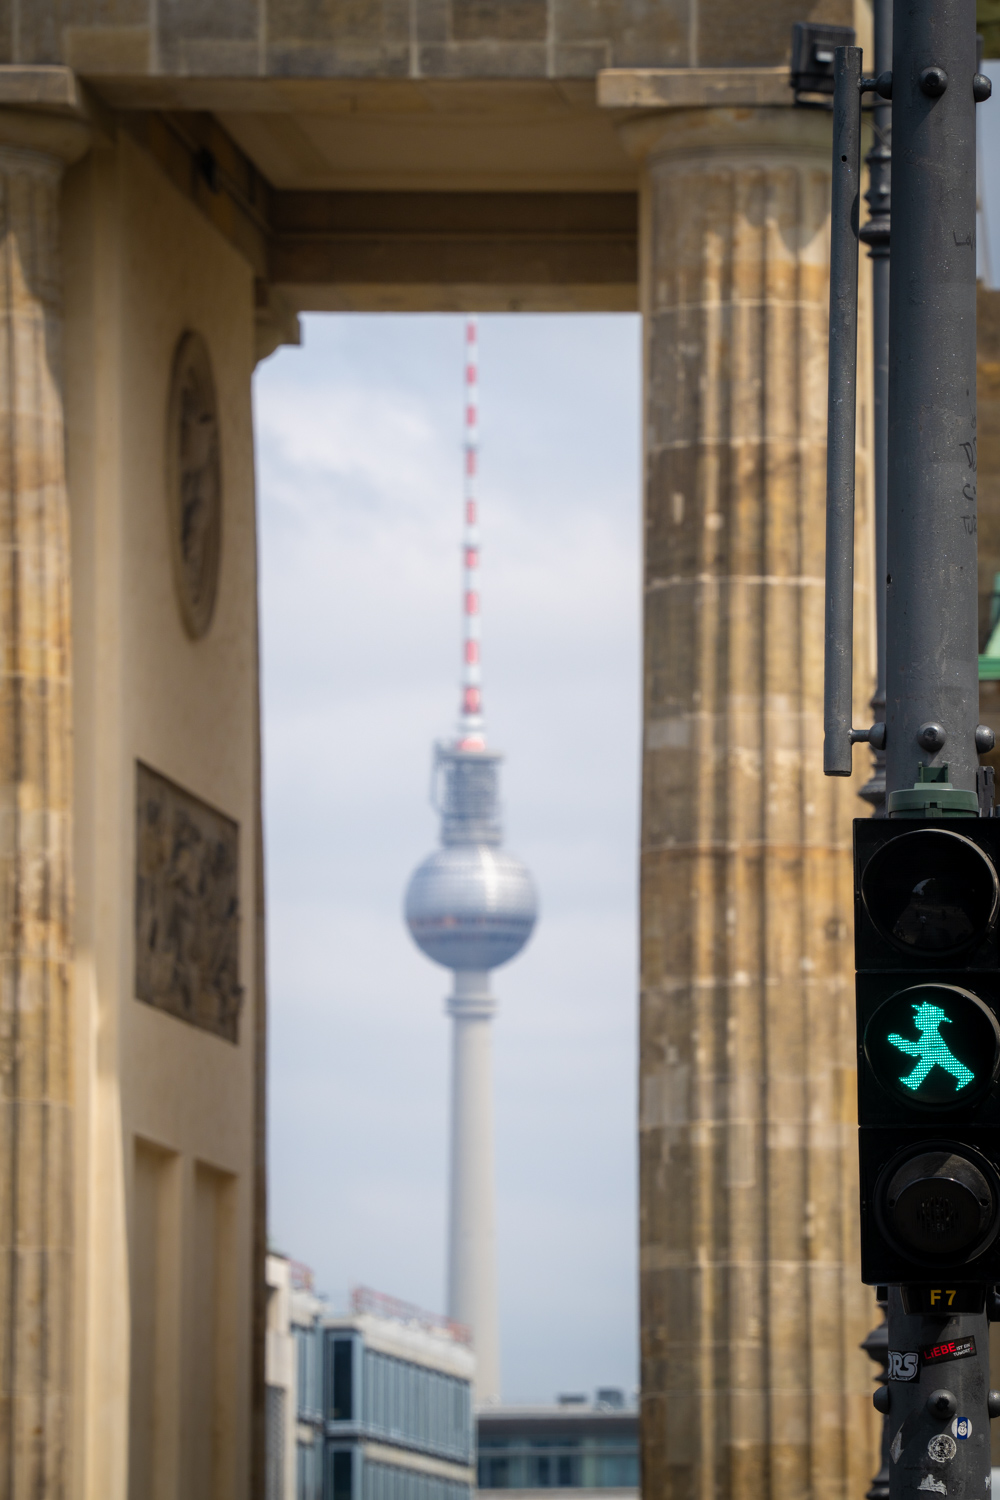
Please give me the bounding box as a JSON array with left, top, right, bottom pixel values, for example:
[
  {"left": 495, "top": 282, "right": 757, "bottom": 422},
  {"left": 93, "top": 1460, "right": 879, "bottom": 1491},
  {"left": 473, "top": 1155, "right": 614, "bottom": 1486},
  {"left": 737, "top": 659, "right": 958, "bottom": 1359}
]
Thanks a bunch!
[{"left": 166, "top": 330, "right": 221, "bottom": 639}]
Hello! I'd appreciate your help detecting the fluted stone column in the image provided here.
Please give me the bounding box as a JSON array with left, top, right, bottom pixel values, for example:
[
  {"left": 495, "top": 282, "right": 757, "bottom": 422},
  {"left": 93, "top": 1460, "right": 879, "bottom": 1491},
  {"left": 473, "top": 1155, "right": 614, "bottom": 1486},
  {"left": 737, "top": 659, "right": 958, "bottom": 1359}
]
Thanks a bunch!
[
  {"left": 624, "top": 107, "right": 878, "bottom": 1500},
  {"left": 0, "top": 111, "right": 89, "bottom": 1496}
]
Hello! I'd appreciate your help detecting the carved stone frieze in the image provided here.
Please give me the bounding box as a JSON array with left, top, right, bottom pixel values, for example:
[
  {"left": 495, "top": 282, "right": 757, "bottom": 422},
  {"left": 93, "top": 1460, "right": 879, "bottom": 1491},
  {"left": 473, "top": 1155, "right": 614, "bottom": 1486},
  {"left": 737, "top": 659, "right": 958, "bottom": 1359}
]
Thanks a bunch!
[{"left": 135, "top": 762, "right": 242, "bottom": 1042}]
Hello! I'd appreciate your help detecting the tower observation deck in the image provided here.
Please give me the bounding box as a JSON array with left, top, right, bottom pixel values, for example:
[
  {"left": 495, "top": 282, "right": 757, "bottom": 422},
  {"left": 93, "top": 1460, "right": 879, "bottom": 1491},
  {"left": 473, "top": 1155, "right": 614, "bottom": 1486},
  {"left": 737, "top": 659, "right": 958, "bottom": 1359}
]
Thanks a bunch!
[{"left": 404, "top": 318, "right": 537, "bottom": 1406}]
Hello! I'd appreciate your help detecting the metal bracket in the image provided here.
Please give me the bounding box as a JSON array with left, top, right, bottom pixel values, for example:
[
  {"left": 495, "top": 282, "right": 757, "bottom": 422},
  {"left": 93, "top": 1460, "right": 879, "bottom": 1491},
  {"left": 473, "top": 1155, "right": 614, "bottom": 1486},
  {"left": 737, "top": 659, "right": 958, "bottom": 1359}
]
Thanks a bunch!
[{"left": 823, "top": 45, "right": 864, "bottom": 776}]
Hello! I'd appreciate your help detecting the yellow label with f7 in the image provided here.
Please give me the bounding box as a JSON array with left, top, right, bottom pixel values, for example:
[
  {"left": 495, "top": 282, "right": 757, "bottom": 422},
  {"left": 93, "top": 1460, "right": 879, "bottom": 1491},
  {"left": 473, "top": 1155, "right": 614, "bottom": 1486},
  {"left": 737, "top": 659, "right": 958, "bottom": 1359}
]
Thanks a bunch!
[{"left": 901, "top": 1286, "right": 986, "bottom": 1316}]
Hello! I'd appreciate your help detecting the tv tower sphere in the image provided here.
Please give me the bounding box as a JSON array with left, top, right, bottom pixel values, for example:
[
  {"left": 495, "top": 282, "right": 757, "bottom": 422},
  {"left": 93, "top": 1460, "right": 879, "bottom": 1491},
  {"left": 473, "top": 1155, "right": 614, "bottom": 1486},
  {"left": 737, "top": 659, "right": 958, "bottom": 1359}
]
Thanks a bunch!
[
  {"left": 405, "top": 761, "right": 537, "bottom": 973},
  {"left": 404, "top": 317, "right": 537, "bottom": 1407}
]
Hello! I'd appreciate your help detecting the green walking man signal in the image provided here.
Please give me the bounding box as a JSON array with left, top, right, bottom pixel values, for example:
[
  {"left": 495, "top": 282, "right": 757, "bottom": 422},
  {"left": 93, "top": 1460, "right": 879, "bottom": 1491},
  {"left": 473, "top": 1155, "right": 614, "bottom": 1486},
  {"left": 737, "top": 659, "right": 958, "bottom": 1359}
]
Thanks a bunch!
[{"left": 888, "top": 1002, "right": 975, "bottom": 1094}]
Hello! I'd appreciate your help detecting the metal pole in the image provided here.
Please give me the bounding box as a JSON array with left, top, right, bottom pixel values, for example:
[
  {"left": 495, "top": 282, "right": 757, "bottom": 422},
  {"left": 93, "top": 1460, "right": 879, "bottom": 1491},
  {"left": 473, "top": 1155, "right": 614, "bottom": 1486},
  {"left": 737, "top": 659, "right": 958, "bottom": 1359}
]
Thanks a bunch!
[
  {"left": 861, "top": 1290, "right": 890, "bottom": 1500},
  {"left": 883, "top": 1, "right": 989, "bottom": 1491},
  {"left": 884, "top": 0, "right": 980, "bottom": 805},
  {"left": 859, "top": 0, "right": 892, "bottom": 814},
  {"left": 884, "top": 1286, "right": 992, "bottom": 1500},
  {"left": 824, "top": 45, "right": 864, "bottom": 777},
  {"left": 858, "top": 9, "right": 894, "bottom": 1477}
]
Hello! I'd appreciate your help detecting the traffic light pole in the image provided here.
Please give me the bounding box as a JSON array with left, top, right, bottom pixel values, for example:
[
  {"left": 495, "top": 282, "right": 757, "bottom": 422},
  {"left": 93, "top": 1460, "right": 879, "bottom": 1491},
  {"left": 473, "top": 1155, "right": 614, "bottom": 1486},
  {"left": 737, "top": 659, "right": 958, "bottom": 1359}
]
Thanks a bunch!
[
  {"left": 823, "top": 1, "right": 999, "bottom": 1495},
  {"left": 884, "top": 0, "right": 981, "bottom": 810},
  {"left": 859, "top": 0, "right": 893, "bottom": 1484},
  {"left": 882, "top": 6, "right": 989, "bottom": 1495}
]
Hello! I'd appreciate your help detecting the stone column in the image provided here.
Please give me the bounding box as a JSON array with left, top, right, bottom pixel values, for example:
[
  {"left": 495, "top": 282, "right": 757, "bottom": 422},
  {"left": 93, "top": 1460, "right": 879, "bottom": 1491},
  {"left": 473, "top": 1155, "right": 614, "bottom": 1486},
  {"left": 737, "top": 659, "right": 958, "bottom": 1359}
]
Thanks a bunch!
[
  {"left": 623, "top": 107, "right": 878, "bottom": 1500},
  {"left": 0, "top": 111, "right": 89, "bottom": 1496}
]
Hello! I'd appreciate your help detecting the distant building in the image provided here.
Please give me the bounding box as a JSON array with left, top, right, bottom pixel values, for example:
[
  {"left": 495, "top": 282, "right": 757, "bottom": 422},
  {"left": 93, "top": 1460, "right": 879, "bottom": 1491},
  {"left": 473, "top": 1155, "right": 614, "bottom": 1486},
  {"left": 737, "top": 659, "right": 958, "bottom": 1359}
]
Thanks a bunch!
[
  {"left": 267, "top": 1254, "right": 328, "bottom": 1499},
  {"left": 476, "top": 1395, "right": 639, "bottom": 1500},
  {"left": 266, "top": 1260, "right": 477, "bottom": 1500}
]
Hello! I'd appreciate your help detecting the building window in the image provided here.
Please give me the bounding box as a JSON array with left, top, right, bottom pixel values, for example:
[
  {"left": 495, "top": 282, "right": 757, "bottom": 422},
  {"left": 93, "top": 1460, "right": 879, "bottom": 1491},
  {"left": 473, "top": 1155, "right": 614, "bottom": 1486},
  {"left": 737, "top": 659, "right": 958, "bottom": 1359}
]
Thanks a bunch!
[
  {"left": 295, "top": 1325, "right": 322, "bottom": 1422},
  {"left": 332, "top": 1340, "right": 354, "bottom": 1421},
  {"left": 595, "top": 1454, "right": 639, "bottom": 1488},
  {"left": 362, "top": 1460, "right": 473, "bottom": 1500},
  {"left": 479, "top": 1457, "right": 509, "bottom": 1488},
  {"left": 331, "top": 1448, "right": 354, "bottom": 1500},
  {"left": 477, "top": 1438, "right": 636, "bottom": 1490},
  {"left": 297, "top": 1438, "right": 322, "bottom": 1500}
]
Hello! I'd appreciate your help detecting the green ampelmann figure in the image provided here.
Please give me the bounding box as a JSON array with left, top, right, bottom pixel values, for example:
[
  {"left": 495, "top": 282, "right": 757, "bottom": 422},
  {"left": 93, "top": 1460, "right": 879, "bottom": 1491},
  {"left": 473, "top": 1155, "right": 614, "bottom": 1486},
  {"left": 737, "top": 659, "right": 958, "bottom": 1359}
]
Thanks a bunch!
[{"left": 889, "top": 1001, "right": 974, "bottom": 1093}]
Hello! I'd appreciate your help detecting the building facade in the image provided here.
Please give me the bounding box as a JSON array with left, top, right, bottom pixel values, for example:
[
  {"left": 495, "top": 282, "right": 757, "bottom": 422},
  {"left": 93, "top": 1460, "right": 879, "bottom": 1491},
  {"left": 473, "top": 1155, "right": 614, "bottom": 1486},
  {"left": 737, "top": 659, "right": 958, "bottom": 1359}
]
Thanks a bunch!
[
  {"left": 477, "top": 1399, "right": 639, "bottom": 1500},
  {"left": 265, "top": 1267, "right": 476, "bottom": 1500},
  {"left": 266, "top": 1256, "right": 327, "bottom": 1500}
]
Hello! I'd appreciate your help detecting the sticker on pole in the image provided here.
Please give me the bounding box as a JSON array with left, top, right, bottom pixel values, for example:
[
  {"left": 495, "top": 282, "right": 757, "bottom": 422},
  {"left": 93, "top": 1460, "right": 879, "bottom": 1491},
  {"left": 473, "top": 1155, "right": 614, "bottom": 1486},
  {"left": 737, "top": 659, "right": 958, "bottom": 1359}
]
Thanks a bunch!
[
  {"left": 922, "top": 1335, "right": 977, "bottom": 1366},
  {"left": 888, "top": 1350, "right": 920, "bottom": 1380},
  {"left": 928, "top": 1434, "right": 958, "bottom": 1465},
  {"left": 951, "top": 1417, "right": 972, "bottom": 1440}
]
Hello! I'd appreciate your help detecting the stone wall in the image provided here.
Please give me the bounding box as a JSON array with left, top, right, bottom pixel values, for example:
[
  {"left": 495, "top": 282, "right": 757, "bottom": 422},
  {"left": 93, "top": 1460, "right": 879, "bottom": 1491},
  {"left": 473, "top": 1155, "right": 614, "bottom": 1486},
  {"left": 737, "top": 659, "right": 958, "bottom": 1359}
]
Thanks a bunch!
[{"left": 3, "top": 0, "right": 852, "bottom": 79}]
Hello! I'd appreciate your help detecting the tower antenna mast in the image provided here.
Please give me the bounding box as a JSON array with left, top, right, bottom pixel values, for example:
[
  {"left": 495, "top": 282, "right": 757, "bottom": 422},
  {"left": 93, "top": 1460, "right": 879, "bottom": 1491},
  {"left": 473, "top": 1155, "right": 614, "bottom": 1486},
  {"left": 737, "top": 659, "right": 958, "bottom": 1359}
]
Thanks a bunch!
[{"left": 459, "top": 316, "right": 485, "bottom": 751}]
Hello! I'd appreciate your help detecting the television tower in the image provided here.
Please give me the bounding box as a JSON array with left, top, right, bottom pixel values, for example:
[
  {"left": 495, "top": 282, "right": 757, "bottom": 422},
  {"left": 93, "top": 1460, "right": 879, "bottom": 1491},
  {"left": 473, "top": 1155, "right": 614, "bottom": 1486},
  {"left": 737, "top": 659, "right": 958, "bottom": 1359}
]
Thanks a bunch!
[{"left": 404, "top": 317, "right": 537, "bottom": 1405}]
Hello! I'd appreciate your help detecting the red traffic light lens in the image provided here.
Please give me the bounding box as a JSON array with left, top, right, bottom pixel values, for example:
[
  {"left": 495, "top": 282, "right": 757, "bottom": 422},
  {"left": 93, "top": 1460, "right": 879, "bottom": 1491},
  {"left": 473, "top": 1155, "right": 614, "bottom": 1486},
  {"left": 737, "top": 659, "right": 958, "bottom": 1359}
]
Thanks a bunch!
[{"left": 861, "top": 829, "right": 999, "bottom": 957}]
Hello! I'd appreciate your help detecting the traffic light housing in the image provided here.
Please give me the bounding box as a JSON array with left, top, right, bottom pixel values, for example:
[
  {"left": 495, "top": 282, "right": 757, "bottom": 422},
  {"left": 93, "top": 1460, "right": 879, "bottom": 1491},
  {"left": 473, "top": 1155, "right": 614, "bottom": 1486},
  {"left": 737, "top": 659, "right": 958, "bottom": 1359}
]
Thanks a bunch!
[{"left": 855, "top": 819, "right": 1000, "bottom": 1283}]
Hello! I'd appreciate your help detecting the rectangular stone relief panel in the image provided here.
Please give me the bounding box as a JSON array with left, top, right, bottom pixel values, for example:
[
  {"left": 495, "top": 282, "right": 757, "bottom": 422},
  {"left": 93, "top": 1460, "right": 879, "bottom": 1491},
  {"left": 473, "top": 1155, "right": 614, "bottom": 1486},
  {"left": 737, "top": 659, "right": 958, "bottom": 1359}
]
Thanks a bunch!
[{"left": 135, "top": 762, "right": 242, "bottom": 1043}]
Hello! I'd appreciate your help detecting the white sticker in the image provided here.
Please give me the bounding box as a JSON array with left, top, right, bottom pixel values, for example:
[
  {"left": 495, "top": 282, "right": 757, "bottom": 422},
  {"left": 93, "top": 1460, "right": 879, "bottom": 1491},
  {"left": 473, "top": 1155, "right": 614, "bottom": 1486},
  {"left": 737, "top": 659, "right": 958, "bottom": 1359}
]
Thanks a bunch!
[
  {"left": 928, "top": 1435, "right": 958, "bottom": 1465},
  {"left": 889, "top": 1351, "right": 920, "bottom": 1381},
  {"left": 918, "top": 1478, "right": 947, "bottom": 1494},
  {"left": 952, "top": 1417, "right": 972, "bottom": 1440},
  {"left": 890, "top": 1429, "right": 904, "bottom": 1464}
]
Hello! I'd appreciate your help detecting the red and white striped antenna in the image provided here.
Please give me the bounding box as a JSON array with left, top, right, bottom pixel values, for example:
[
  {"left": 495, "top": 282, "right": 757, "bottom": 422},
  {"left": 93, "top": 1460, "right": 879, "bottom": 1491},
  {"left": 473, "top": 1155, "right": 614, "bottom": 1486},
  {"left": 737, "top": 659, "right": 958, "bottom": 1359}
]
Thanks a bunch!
[{"left": 457, "top": 316, "right": 486, "bottom": 752}]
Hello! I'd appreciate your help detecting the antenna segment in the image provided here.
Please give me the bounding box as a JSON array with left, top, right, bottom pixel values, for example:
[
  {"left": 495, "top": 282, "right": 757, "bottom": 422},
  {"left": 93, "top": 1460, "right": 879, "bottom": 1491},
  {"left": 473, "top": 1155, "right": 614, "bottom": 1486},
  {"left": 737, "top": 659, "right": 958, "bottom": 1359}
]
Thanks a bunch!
[{"left": 459, "top": 317, "right": 485, "bottom": 751}]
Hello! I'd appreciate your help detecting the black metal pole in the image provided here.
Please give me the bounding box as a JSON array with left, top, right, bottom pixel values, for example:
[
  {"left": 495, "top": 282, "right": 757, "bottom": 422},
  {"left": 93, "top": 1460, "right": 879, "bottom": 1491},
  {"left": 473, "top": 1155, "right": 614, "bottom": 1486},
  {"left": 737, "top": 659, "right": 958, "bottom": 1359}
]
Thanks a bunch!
[
  {"left": 884, "top": 0, "right": 980, "bottom": 810},
  {"left": 859, "top": 0, "right": 893, "bottom": 1471},
  {"left": 862, "top": 1290, "right": 890, "bottom": 1500},
  {"left": 884, "top": 1286, "right": 992, "bottom": 1500},
  {"left": 860, "top": 0, "right": 892, "bottom": 814},
  {"left": 883, "top": 1, "right": 990, "bottom": 1492}
]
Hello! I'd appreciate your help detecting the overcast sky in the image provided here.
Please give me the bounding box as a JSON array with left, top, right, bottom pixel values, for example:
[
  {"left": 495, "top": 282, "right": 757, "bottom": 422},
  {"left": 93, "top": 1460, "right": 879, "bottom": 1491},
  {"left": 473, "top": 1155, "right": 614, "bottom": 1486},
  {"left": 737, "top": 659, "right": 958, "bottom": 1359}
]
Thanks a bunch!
[{"left": 255, "top": 313, "right": 642, "bottom": 1404}]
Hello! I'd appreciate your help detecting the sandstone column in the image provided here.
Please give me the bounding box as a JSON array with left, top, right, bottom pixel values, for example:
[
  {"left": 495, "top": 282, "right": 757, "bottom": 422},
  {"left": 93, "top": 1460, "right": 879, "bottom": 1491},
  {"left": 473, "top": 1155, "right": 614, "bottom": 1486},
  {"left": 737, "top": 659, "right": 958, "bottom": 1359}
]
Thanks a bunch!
[
  {"left": 624, "top": 106, "right": 878, "bottom": 1500},
  {"left": 0, "top": 111, "right": 89, "bottom": 1496}
]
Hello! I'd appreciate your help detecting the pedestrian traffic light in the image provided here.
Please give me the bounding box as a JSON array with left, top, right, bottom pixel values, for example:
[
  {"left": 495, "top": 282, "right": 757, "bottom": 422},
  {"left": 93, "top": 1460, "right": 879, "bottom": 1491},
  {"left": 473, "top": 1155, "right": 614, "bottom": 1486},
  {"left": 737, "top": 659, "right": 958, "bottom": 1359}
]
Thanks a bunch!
[{"left": 855, "top": 816, "right": 1000, "bottom": 1284}]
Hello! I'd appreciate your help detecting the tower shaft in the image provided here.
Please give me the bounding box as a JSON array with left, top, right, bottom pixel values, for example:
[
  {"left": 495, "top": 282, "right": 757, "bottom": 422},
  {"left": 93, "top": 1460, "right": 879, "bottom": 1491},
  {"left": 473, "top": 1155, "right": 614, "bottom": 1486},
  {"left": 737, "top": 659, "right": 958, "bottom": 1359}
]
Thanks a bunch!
[{"left": 446, "top": 974, "right": 500, "bottom": 1404}]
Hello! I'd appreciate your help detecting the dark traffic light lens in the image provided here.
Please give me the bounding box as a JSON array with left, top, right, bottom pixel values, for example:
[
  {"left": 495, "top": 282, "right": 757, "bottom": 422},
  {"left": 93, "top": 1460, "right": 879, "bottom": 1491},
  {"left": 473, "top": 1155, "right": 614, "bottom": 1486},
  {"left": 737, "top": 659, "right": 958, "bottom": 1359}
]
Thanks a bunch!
[
  {"left": 885, "top": 1150, "right": 995, "bottom": 1259},
  {"left": 864, "top": 984, "right": 1000, "bottom": 1109},
  {"left": 861, "top": 829, "right": 999, "bottom": 957}
]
